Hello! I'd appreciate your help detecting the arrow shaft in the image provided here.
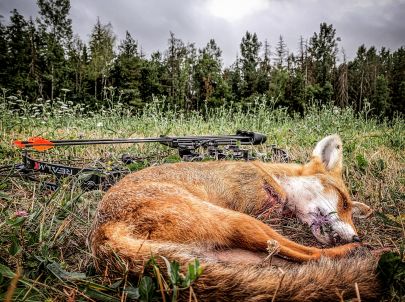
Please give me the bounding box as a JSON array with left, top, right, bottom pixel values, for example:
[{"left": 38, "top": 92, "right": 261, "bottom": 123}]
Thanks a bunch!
[
  {"left": 23, "top": 135, "right": 249, "bottom": 144},
  {"left": 23, "top": 136, "right": 250, "bottom": 148}
]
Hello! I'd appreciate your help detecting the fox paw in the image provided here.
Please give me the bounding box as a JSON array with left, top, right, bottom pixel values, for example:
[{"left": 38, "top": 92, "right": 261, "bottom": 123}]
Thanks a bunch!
[{"left": 266, "top": 239, "right": 281, "bottom": 256}]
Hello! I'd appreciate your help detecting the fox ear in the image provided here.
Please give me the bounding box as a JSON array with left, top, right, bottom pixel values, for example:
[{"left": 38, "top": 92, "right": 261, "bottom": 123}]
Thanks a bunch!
[
  {"left": 352, "top": 201, "right": 373, "bottom": 219},
  {"left": 312, "top": 134, "right": 343, "bottom": 173}
]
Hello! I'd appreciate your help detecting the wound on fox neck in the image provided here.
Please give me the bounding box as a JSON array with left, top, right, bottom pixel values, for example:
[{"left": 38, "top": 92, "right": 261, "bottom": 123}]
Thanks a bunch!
[{"left": 256, "top": 182, "right": 285, "bottom": 220}]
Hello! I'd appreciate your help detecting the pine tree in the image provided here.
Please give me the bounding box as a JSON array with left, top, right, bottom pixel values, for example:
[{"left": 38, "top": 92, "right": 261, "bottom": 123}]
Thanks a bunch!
[
  {"left": 257, "top": 39, "right": 271, "bottom": 94},
  {"left": 66, "top": 35, "right": 88, "bottom": 100},
  {"left": 224, "top": 55, "right": 242, "bottom": 102},
  {"left": 348, "top": 45, "right": 366, "bottom": 110},
  {"left": 181, "top": 43, "right": 197, "bottom": 110},
  {"left": 4, "top": 10, "right": 32, "bottom": 94},
  {"left": 194, "top": 39, "right": 228, "bottom": 108},
  {"left": 307, "top": 23, "right": 340, "bottom": 103},
  {"left": 0, "top": 15, "right": 8, "bottom": 87},
  {"left": 112, "top": 31, "right": 143, "bottom": 106},
  {"left": 308, "top": 23, "right": 339, "bottom": 85},
  {"left": 163, "top": 32, "right": 187, "bottom": 107},
  {"left": 139, "top": 51, "right": 164, "bottom": 103},
  {"left": 239, "top": 31, "right": 262, "bottom": 98},
  {"left": 373, "top": 75, "right": 390, "bottom": 115},
  {"left": 36, "top": 0, "right": 72, "bottom": 100},
  {"left": 275, "top": 35, "right": 287, "bottom": 69},
  {"left": 88, "top": 18, "right": 116, "bottom": 103},
  {"left": 348, "top": 45, "right": 383, "bottom": 112},
  {"left": 390, "top": 47, "right": 405, "bottom": 114}
]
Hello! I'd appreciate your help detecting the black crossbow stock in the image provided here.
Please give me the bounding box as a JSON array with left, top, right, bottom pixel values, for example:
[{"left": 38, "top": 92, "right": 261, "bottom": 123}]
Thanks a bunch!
[{"left": 1, "top": 130, "right": 288, "bottom": 191}]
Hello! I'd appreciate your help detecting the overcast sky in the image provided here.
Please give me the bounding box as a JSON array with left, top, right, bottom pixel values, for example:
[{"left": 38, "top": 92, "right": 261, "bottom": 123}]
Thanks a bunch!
[{"left": 1, "top": 0, "right": 404, "bottom": 66}]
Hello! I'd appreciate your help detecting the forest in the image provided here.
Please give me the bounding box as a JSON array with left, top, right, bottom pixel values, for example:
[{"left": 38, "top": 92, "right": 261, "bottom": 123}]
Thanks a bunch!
[{"left": 0, "top": 0, "right": 404, "bottom": 117}]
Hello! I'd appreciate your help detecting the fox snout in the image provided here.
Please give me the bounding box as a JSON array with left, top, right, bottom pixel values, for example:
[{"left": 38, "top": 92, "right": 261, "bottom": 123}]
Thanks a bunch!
[
  {"left": 310, "top": 212, "right": 360, "bottom": 245},
  {"left": 352, "top": 235, "right": 361, "bottom": 242},
  {"left": 331, "top": 232, "right": 361, "bottom": 244}
]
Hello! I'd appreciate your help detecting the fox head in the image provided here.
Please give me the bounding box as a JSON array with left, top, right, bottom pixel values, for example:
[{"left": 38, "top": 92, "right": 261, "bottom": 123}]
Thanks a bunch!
[{"left": 279, "top": 135, "right": 372, "bottom": 245}]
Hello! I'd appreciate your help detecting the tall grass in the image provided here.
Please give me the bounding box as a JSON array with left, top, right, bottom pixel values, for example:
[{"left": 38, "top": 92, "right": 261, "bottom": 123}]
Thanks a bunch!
[{"left": 0, "top": 94, "right": 404, "bottom": 301}]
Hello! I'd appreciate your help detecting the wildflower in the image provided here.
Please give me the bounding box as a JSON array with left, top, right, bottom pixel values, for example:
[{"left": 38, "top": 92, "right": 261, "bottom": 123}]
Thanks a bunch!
[{"left": 15, "top": 210, "right": 29, "bottom": 217}]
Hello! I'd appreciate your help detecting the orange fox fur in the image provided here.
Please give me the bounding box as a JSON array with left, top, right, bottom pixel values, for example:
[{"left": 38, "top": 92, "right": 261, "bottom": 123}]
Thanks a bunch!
[{"left": 89, "top": 135, "right": 381, "bottom": 301}]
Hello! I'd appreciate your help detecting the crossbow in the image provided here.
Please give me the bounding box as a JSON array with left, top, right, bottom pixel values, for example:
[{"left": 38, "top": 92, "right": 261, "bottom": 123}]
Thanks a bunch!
[{"left": 1, "top": 131, "right": 288, "bottom": 191}]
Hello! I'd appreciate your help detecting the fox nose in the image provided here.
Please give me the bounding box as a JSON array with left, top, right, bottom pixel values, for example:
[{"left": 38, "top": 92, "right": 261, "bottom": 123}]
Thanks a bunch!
[{"left": 352, "top": 235, "right": 361, "bottom": 242}]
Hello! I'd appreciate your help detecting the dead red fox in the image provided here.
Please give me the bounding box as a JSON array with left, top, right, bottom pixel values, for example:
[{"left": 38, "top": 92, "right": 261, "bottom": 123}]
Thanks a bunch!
[{"left": 89, "top": 135, "right": 381, "bottom": 301}]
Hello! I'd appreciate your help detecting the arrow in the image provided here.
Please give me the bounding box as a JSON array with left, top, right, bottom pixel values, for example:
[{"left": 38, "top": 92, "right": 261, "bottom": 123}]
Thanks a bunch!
[{"left": 13, "top": 131, "right": 267, "bottom": 152}]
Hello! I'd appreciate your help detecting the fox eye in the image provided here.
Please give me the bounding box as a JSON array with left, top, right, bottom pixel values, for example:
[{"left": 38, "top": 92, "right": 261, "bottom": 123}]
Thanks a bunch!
[{"left": 342, "top": 199, "right": 348, "bottom": 210}]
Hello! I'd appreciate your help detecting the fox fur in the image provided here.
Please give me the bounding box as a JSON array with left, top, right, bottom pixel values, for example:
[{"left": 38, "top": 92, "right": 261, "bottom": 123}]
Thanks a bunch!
[{"left": 89, "top": 135, "right": 381, "bottom": 301}]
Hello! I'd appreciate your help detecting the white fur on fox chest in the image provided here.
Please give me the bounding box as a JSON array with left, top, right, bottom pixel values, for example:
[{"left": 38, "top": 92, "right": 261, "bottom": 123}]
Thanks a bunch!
[{"left": 277, "top": 176, "right": 331, "bottom": 222}]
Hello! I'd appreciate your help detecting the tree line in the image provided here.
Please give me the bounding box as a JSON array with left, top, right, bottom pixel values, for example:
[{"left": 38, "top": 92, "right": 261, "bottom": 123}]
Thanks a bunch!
[{"left": 0, "top": 0, "right": 404, "bottom": 117}]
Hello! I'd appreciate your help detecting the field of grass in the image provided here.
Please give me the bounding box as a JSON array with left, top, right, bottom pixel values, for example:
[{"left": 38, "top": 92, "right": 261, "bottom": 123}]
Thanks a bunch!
[{"left": 0, "top": 100, "right": 404, "bottom": 301}]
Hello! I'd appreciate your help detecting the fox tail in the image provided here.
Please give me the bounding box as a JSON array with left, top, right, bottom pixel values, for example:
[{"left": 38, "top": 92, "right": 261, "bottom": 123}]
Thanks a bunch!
[{"left": 90, "top": 222, "right": 381, "bottom": 302}]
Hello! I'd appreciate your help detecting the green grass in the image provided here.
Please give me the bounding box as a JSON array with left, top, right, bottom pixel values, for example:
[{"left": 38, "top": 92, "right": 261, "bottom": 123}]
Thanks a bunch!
[{"left": 0, "top": 100, "right": 404, "bottom": 301}]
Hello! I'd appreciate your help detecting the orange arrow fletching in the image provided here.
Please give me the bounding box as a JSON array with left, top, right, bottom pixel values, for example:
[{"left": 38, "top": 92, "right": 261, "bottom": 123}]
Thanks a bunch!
[
  {"left": 29, "top": 137, "right": 54, "bottom": 151},
  {"left": 14, "top": 137, "right": 54, "bottom": 151}
]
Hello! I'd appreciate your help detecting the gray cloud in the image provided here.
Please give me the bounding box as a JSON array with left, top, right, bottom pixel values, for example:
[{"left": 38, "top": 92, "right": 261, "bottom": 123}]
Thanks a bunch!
[{"left": 1, "top": 0, "right": 404, "bottom": 66}]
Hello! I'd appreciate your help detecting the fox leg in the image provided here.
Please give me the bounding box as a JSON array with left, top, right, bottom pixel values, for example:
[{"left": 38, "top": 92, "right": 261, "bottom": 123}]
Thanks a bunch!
[
  {"left": 227, "top": 212, "right": 359, "bottom": 262},
  {"left": 127, "top": 190, "right": 358, "bottom": 262}
]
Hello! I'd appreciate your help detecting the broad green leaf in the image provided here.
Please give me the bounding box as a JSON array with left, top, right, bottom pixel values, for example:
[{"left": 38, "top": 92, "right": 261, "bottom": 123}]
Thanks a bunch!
[
  {"left": 139, "top": 276, "right": 155, "bottom": 302},
  {"left": 161, "top": 256, "right": 180, "bottom": 285},
  {"left": 124, "top": 286, "right": 140, "bottom": 299},
  {"left": 0, "top": 263, "right": 15, "bottom": 278},
  {"left": 9, "top": 236, "right": 22, "bottom": 256}
]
